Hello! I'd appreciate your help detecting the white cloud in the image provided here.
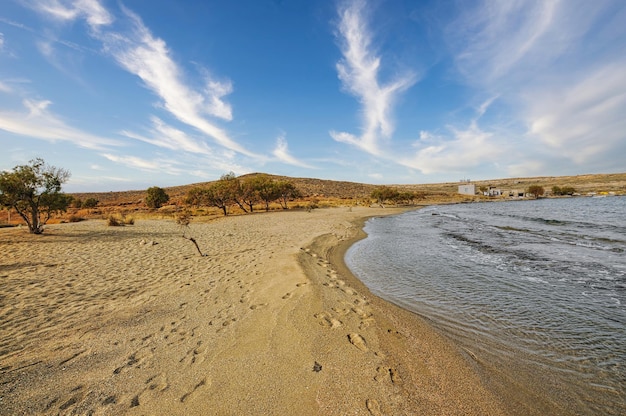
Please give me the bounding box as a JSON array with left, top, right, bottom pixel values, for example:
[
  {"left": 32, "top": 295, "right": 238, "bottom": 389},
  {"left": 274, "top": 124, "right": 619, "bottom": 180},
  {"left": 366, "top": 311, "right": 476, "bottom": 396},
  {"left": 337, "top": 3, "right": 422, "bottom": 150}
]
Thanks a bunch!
[
  {"left": 331, "top": 0, "right": 417, "bottom": 155},
  {"left": 525, "top": 61, "right": 626, "bottom": 164},
  {"left": 97, "top": 7, "right": 255, "bottom": 157},
  {"left": 120, "top": 116, "right": 215, "bottom": 156},
  {"left": 23, "top": 1, "right": 258, "bottom": 159},
  {"left": 101, "top": 153, "right": 182, "bottom": 175},
  {"left": 272, "top": 134, "right": 314, "bottom": 168},
  {"left": 0, "top": 99, "right": 122, "bottom": 149},
  {"left": 448, "top": 0, "right": 563, "bottom": 86},
  {"left": 403, "top": 121, "right": 502, "bottom": 175},
  {"left": 25, "top": 0, "right": 113, "bottom": 29},
  {"left": 440, "top": 0, "right": 626, "bottom": 176}
]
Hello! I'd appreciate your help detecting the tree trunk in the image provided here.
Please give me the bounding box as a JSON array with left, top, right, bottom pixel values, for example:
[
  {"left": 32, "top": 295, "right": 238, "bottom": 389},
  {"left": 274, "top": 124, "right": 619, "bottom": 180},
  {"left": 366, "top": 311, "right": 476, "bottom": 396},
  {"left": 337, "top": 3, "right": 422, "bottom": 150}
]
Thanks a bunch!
[{"left": 30, "top": 202, "right": 43, "bottom": 234}]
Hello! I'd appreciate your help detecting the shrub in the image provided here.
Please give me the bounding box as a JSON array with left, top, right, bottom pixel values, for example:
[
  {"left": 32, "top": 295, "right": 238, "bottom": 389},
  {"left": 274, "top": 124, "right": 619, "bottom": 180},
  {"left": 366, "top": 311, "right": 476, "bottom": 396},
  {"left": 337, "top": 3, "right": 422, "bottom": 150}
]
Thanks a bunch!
[
  {"left": 145, "top": 186, "right": 170, "bottom": 209},
  {"left": 107, "top": 215, "right": 121, "bottom": 226},
  {"left": 107, "top": 214, "right": 134, "bottom": 226},
  {"left": 83, "top": 198, "right": 99, "bottom": 208}
]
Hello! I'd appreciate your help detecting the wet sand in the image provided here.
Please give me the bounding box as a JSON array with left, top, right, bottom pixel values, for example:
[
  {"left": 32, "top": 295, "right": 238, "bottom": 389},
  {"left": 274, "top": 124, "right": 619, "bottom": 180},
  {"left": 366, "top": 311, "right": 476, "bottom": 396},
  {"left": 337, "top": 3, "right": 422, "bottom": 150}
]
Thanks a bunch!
[{"left": 1, "top": 207, "right": 507, "bottom": 415}]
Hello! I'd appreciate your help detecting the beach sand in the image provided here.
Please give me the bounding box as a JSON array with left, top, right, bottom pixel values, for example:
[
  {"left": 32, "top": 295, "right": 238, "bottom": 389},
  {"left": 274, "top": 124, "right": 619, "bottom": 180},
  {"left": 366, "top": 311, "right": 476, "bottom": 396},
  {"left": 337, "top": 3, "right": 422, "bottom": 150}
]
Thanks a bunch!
[{"left": 1, "top": 207, "right": 507, "bottom": 415}]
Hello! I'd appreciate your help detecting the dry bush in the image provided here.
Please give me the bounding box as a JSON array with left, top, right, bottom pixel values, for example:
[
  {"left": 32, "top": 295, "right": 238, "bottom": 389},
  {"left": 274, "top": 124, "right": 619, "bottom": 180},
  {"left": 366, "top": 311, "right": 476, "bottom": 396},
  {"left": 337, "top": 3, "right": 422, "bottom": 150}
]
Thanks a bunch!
[
  {"left": 175, "top": 211, "right": 191, "bottom": 227},
  {"left": 107, "top": 214, "right": 134, "bottom": 226},
  {"left": 107, "top": 215, "right": 121, "bottom": 226},
  {"left": 68, "top": 215, "right": 85, "bottom": 223}
]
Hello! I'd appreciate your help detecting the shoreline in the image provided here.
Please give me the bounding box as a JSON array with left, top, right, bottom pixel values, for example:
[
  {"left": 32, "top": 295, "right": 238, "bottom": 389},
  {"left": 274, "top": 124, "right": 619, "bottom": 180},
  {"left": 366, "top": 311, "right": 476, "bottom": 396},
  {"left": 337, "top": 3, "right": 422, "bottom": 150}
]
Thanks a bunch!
[
  {"left": 299, "top": 212, "right": 509, "bottom": 415},
  {"left": 1, "top": 207, "right": 512, "bottom": 414},
  {"left": 326, "top": 212, "right": 570, "bottom": 416}
]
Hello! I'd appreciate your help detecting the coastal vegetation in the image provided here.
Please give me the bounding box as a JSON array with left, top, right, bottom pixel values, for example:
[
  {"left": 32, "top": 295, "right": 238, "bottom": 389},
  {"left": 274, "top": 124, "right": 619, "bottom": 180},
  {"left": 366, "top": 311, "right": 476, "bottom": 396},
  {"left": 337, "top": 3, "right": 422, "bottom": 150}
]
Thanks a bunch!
[
  {"left": 526, "top": 185, "right": 545, "bottom": 198},
  {"left": 0, "top": 158, "right": 71, "bottom": 234},
  {"left": 1, "top": 170, "right": 624, "bottom": 227},
  {"left": 145, "top": 186, "right": 170, "bottom": 209},
  {"left": 184, "top": 173, "right": 301, "bottom": 215},
  {"left": 552, "top": 185, "right": 576, "bottom": 196}
]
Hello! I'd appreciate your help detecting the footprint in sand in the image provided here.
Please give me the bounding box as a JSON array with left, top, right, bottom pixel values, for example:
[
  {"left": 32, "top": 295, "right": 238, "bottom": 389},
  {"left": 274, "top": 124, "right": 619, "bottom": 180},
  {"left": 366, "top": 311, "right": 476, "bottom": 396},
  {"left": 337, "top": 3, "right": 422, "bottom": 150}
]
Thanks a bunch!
[
  {"left": 113, "top": 347, "right": 153, "bottom": 374},
  {"left": 351, "top": 307, "right": 371, "bottom": 319},
  {"left": 180, "top": 341, "right": 207, "bottom": 367},
  {"left": 348, "top": 333, "right": 368, "bottom": 352},
  {"left": 282, "top": 292, "right": 292, "bottom": 299},
  {"left": 359, "top": 317, "right": 376, "bottom": 330},
  {"left": 314, "top": 312, "right": 343, "bottom": 328},
  {"left": 374, "top": 366, "right": 402, "bottom": 385},
  {"left": 180, "top": 378, "right": 208, "bottom": 403},
  {"left": 366, "top": 398, "right": 382, "bottom": 416}
]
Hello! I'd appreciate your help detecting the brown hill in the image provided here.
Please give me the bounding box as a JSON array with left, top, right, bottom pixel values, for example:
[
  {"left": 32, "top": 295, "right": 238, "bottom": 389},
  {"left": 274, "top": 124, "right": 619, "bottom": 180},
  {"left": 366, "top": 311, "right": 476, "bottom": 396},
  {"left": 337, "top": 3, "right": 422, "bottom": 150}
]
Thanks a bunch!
[{"left": 69, "top": 172, "right": 626, "bottom": 207}]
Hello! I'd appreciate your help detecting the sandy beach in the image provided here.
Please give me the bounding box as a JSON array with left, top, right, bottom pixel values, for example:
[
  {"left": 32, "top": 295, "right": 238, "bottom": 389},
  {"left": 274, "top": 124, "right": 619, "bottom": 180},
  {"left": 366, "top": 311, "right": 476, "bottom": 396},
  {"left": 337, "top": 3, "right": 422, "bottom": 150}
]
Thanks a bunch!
[{"left": 1, "top": 207, "right": 508, "bottom": 415}]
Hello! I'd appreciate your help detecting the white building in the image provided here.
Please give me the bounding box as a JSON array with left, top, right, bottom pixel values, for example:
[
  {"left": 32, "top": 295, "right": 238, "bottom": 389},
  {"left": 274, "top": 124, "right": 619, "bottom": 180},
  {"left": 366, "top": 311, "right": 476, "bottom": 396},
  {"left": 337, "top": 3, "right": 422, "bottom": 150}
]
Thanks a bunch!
[{"left": 458, "top": 184, "right": 476, "bottom": 195}]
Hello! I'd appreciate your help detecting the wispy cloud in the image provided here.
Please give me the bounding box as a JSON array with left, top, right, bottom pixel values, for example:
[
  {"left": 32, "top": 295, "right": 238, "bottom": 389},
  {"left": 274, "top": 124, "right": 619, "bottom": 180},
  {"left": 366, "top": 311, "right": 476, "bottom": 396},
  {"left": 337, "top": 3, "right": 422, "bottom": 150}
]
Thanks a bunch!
[
  {"left": 101, "top": 153, "right": 182, "bottom": 175},
  {"left": 0, "top": 99, "right": 122, "bottom": 149},
  {"left": 120, "top": 116, "right": 214, "bottom": 155},
  {"left": 23, "top": 0, "right": 259, "bottom": 159},
  {"left": 272, "top": 134, "right": 314, "bottom": 168},
  {"left": 96, "top": 6, "right": 256, "bottom": 157},
  {"left": 524, "top": 61, "right": 626, "bottom": 166},
  {"left": 23, "top": 0, "right": 113, "bottom": 29},
  {"left": 424, "top": 0, "right": 626, "bottom": 177},
  {"left": 330, "top": 0, "right": 417, "bottom": 155},
  {"left": 403, "top": 121, "right": 503, "bottom": 175}
]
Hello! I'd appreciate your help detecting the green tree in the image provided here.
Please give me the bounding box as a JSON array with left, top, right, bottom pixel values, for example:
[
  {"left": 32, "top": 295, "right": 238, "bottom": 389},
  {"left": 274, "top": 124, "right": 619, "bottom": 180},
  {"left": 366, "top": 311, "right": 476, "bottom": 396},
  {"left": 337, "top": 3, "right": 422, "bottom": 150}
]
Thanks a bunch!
[
  {"left": 0, "top": 158, "right": 71, "bottom": 234},
  {"left": 220, "top": 172, "right": 248, "bottom": 213},
  {"left": 275, "top": 180, "right": 301, "bottom": 209},
  {"left": 185, "top": 181, "right": 233, "bottom": 216},
  {"left": 82, "top": 198, "right": 99, "bottom": 208},
  {"left": 527, "top": 185, "right": 545, "bottom": 199},
  {"left": 553, "top": 186, "right": 575, "bottom": 196},
  {"left": 239, "top": 177, "right": 260, "bottom": 212},
  {"left": 252, "top": 175, "right": 280, "bottom": 212},
  {"left": 371, "top": 186, "right": 399, "bottom": 206},
  {"left": 145, "top": 186, "right": 170, "bottom": 209}
]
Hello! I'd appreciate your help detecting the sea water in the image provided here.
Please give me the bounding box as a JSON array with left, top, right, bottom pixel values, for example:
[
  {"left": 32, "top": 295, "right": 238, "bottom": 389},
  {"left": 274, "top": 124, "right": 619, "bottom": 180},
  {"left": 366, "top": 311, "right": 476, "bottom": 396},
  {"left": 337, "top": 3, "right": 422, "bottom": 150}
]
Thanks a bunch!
[{"left": 346, "top": 196, "right": 626, "bottom": 415}]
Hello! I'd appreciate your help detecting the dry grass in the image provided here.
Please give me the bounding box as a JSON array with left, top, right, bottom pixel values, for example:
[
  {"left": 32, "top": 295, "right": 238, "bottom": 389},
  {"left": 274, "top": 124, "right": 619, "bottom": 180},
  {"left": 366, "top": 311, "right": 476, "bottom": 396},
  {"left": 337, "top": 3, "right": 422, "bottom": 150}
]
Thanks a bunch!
[{"left": 107, "top": 214, "right": 135, "bottom": 226}]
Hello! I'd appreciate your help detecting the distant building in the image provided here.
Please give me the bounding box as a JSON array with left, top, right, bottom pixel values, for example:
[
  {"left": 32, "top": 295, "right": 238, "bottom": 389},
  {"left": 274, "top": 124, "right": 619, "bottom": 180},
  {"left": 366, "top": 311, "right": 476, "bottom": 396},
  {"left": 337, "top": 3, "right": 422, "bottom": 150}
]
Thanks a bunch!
[
  {"left": 485, "top": 186, "right": 502, "bottom": 197},
  {"left": 458, "top": 184, "right": 476, "bottom": 195}
]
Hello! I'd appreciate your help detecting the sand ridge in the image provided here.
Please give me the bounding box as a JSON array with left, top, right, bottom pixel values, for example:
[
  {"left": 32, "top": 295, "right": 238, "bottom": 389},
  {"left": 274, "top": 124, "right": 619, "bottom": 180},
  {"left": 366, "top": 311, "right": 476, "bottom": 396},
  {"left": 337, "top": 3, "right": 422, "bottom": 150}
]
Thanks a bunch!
[{"left": 1, "top": 207, "right": 507, "bottom": 415}]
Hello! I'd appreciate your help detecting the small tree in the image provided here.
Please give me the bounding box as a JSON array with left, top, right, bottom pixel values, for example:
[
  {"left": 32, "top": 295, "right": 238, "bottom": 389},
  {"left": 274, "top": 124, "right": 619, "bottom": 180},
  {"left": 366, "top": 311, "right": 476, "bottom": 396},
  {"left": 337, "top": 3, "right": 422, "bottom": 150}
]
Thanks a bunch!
[
  {"left": 527, "top": 185, "right": 545, "bottom": 199},
  {"left": 239, "top": 177, "right": 260, "bottom": 212},
  {"left": 220, "top": 172, "right": 248, "bottom": 213},
  {"left": 275, "top": 180, "right": 301, "bottom": 209},
  {"left": 145, "top": 186, "right": 170, "bottom": 209},
  {"left": 82, "top": 197, "right": 99, "bottom": 208},
  {"left": 185, "top": 181, "right": 232, "bottom": 216},
  {"left": 371, "top": 186, "right": 399, "bottom": 207},
  {"left": 0, "top": 158, "right": 71, "bottom": 234},
  {"left": 553, "top": 186, "right": 575, "bottom": 196},
  {"left": 253, "top": 175, "right": 280, "bottom": 212}
]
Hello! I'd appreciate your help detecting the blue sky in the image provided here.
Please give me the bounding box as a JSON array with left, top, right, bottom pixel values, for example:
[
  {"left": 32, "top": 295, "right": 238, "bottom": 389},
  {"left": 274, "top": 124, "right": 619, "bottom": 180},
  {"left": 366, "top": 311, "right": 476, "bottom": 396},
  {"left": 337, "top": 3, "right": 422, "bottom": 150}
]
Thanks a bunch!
[{"left": 1, "top": 0, "right": 625, "bottom": 192}]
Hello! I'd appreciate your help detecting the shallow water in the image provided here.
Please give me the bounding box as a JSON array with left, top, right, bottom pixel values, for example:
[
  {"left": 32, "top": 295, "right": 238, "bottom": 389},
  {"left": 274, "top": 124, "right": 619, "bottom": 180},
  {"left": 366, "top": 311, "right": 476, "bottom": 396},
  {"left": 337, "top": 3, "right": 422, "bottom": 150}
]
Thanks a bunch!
[{"left": 346, "top": 196, "right": 626, "bottom": 415}]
